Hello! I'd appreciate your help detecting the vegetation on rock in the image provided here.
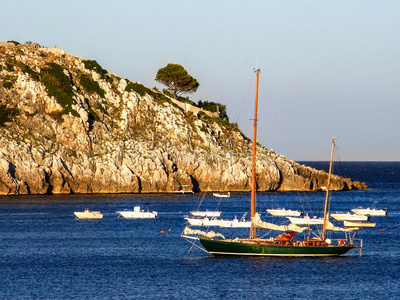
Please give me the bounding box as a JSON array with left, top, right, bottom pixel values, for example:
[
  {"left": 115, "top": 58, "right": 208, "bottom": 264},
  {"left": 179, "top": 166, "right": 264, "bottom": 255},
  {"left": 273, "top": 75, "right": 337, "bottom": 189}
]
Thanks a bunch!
[
  {"left": 41, "top": 63, "right": 78, "bottom": 117},
  {"left": 79, "top": 73, "right": 105, "bottom": 98},
  {"left": 0, "top": 104, "right": 19, "bottom": 126}
]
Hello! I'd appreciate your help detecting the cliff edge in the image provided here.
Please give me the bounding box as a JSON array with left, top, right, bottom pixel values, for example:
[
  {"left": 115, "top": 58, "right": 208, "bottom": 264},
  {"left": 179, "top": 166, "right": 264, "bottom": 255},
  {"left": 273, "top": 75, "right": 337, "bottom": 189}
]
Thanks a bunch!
[{"left": 0, "top": 42, "right": 367, "bottom": 195}]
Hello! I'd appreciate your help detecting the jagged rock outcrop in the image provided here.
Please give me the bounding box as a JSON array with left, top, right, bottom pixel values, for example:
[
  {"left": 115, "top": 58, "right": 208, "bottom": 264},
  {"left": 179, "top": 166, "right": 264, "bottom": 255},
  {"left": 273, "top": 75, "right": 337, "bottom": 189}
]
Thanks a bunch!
[{"left": 0, "top": 42, "right": 367, "bottom": 195}]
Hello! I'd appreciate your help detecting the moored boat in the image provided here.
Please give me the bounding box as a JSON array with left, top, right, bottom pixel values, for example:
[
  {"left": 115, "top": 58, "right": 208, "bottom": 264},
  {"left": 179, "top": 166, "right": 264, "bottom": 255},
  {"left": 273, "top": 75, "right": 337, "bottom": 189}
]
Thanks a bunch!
[
  {"left": 217, "top": 219, "right": 251, "bottom": 228},
  {"left": 182, "top": 70, "right": 361, "bottom": 257},
  {"left": 287, "top": 215, "right": 324, "bottom": 225},
  {"left": 184, "top": 216, "right": 221, "bottom": 227},
  {"left": 217, "top": 214, "right": 251, "bottom": 228},
  {"left": 344, "top": 220, "right": 376, "bottom": 228},
  {"left": 185, "top": 213, "right": 251, "bottom": 228},
  {"left": 190, "top": 210, "right": 222, "bottom": 218},
  {"left": 199, "top": 236, "right": 354, "bottom": 257},
  {"left": 351, "top": 202, "right": 388, "bottom": 216},
  {"left": 74, "top": 209, "right": 103, "bottom": 219},
  {"left": 267, "top": 208, "right": 303, "bottom": 217},
  {"left": 331, "top": 212, "right": 370, "bottom": 221},
  {"left": 173, "top": 185, "right": 194, "bottom": 194},
  {"left": 213, "top": 192, "right": 231, "bottom": 198},
  {"left": 116, "top": 206, "right": 158, "bottom": 219}
]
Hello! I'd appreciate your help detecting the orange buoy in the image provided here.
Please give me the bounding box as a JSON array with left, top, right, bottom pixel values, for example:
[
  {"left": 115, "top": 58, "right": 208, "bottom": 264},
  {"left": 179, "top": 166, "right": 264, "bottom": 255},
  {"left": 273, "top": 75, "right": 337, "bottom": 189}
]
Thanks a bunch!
[{"left": 160, "top": 230, "right": 165, "bottom": 233}]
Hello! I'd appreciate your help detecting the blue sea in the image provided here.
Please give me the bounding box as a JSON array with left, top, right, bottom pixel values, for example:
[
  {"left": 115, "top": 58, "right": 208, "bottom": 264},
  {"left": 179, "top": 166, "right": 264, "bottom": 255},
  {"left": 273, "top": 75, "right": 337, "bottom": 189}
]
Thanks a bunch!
[{"left": 0, "top": 162, "right": 399, "bottom": 299}]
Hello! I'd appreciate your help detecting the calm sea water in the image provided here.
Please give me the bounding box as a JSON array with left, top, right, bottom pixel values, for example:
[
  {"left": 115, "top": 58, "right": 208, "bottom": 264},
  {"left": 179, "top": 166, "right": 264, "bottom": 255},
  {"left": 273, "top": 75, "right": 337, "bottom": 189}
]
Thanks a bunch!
[{"left": 0, "top": 162, "right": 399, "bottom": 299}]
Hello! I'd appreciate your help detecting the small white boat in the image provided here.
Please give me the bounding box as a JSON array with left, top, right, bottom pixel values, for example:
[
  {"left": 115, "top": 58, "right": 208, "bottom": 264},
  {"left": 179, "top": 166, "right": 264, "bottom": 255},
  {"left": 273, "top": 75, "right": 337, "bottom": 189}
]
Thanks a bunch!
[
  {"left": 351, "top": 201, "right": 388, "bottom": 216},
  {"left": 184, "top": 217, "right": 204, "bottom": 226},
  {"left": 217, "top": 215, "right": 251, "bottom": 228},
  {"left": 331, "top": 212, "right": 370, "bottom": 221},
  {"left": 185, "top": 215, "right": 251, "bottom": 228},
  {"left": 351, "top": 207, "right": 388, "bottom": 216},
  {"left": 173, "top": 190, "right": 194, "bottom": 194},
  {"left": 213, "top": 192, "right": 231, "bottom": 198},
  {"left": 173, "top": 185, "right": 194, "bottom": 194},
  {"left": 74, "top": 209, "right": 103, "bottom": 219},
  {"left": 343, "top": 220, "right": 376, "bottom": 228},
  {"left": 184, "top": 216, "right": 221, "bottom": 227},
  {"left": 287, "top": 215, "right": 324, "bottom": 225},
  {"left": 267, "top": 208, "right": 303, "bottom": 217},
  {"left": 190, "top": 210, "right": 222, "bottom": 218},
  {"left": 116, "top": 206, "right": 158, "bottom": 219}
]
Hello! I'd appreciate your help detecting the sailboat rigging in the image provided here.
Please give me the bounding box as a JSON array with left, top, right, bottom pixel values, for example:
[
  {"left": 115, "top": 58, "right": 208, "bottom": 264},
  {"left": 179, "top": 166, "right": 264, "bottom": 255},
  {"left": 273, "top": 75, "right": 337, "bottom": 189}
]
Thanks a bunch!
[{"left": 182, "top": 69, "right": 362, "bottom": 257}]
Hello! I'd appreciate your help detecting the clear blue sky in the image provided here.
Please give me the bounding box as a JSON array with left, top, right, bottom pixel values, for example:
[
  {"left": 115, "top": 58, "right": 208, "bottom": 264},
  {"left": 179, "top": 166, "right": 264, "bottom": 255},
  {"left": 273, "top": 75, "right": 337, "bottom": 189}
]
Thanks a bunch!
[{"left": 2, "top": 0, "right": 399, "bottom": 161}]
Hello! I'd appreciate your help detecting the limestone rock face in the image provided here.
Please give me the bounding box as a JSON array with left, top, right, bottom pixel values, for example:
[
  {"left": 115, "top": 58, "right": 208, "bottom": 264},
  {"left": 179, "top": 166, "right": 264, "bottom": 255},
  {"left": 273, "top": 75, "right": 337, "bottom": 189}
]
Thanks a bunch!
[{"left": 0, "top": 43, "right": 367, "bottom": 195}]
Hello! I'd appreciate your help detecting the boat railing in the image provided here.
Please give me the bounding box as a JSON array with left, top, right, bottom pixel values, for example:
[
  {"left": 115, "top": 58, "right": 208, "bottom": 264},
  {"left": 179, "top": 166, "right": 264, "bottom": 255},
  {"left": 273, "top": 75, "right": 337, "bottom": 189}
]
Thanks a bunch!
[
  {"left": 326, "top": 238, "right": 362, "bottom": 247},
  {"left": 328, "top": 238, "right": 363, "bottom": 256}
]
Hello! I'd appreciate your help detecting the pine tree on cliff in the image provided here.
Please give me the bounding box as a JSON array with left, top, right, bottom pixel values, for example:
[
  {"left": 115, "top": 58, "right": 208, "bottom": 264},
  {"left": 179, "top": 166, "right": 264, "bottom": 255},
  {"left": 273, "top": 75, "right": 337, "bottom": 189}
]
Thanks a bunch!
[{"left": 155, "top": 63, "right": 200, "bottom": 99}]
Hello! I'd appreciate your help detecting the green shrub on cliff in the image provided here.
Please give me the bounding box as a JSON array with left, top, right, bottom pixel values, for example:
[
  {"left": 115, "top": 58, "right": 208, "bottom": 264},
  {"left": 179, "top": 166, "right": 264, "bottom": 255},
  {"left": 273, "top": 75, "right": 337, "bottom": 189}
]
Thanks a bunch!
[
  {"left": 41, "top": 63, "right": 78, "bottom": 117},
  {"left": 197, "top": 100, "right": 226, "bottom": 114},
  {"left": 83, "top": 60, "right": 106, "bottom": 79},
  {"left": 125, "top": 82, "right": 147, "bottom": 96},
  {"left": 79, "top": 74, "right": 105, "bottom": 98},
  {"left": 2, "top": 75, "right": 17, "bottom": 89},
  {"left": 5, "top": 61, "right": 15, "bottom": 72},
  {"left": 18, "top": 62, "right": 39, "bottom": 80},
  {"left": 0, "top": 105, "right": 19, "bottom": 126}
]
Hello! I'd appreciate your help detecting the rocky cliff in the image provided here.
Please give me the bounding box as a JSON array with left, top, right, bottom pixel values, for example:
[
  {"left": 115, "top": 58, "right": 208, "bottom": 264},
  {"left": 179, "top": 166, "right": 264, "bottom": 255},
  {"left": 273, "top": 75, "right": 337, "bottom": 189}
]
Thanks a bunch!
[{"left": 0, "top": 42, "right": 367, "bottom": 195}]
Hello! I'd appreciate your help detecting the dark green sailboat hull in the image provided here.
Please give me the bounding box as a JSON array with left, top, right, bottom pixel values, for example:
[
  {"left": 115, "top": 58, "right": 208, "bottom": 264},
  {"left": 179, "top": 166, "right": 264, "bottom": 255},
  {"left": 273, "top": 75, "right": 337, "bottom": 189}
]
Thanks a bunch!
[{"left": 199, "top": 238, "right": 354, "bottom": 257}]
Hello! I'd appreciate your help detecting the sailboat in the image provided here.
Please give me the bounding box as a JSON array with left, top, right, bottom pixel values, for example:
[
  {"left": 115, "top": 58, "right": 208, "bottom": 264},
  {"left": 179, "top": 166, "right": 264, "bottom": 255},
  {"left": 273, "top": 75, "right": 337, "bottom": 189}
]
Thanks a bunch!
[{"left": 182, "top": 69, "right": 361, "bottom": 257}]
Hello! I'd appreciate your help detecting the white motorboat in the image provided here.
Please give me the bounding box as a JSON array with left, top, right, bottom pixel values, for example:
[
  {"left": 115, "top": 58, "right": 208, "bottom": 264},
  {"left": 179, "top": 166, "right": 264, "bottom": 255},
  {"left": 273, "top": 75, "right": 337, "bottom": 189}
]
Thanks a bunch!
[
  {"left": 173, "top": 190, "right": 194, "bottom": 194},
  {"left": 74, "top": 209, "right": 103, "bottom": 219},
  {"left": 217, "top": 215, "right": 251, "bottom": 228},
  {"left": 331, "top": 212, "right": 370, "bottom": 221},
  {"left": 287, "top": 215, "right": 324, "bottom": 225},
  {"left": 185, "top": 215, "right": 251, "bottom": 228},
  {"left": 267, "top": 208, "right": 303, "bottom": 217},
  {"left": 213, "top": 192, "right": 231, "bottom": 198},
  {"left": 117, "top": 206, "right": 158, "bottom": 219},
  {"left": 184, "top": 216, "right": 221, "bottom": 227},
  {"left": 173, "top": 185, "right": 194, "bottom": 194},
  {"left": 351, "top": 201, "right": 388, "bottom": 216},
  {"left": 343, "top": 220, "right": 376, "bottom": 228},
  {"left": 190, "top": 210, "right": 222, "bottom": 218},
  {"left": 351, "top": 207, "right": 388, "bottom": 216}
]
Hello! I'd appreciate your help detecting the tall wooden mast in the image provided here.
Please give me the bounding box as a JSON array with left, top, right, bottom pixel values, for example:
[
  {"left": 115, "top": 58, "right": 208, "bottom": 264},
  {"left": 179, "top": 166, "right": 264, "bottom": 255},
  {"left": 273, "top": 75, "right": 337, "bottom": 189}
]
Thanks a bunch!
[
  {"left": 250, "top": 69, "right": 260, "bottom": 239},
  {"left": 322, "top": 137, "right": 337, "bottom": 240}
]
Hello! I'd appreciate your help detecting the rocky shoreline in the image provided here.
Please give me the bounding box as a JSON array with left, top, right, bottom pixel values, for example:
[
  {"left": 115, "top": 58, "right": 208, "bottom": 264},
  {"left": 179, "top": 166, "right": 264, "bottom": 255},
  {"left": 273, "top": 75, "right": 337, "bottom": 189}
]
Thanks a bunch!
[{"left": 0, "top": 42, "right": 367, "bottom": 195}]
